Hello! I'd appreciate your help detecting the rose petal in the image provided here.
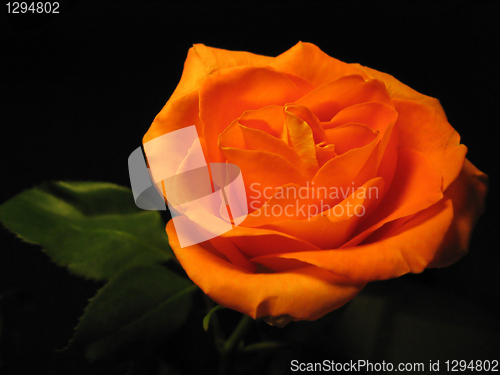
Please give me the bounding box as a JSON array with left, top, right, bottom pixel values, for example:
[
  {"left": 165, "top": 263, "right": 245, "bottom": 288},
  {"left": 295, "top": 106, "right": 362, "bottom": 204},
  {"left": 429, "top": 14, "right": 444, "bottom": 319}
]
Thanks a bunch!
[
  {"left": 143, "top": 90, "right": 206, "bottom": 154},
  {"left": 324, "top": 101, "right": 398, "bottom": 136},
  {"left": 220, "top": 148, "right": 308, "bottom": 211},
  {"left": 219, "top": 120, "right": 303, "bottom": 169},
  {"left": 173, "top": 44, "right": 274, "bottom": 97},
  {"left": 242, "top": 183, "right": 320, "bottom": 227},
  {"left": 429, "top": 159, "right": 488, "bottom": 267},
  {"left": 351, "top": 63, "right": 447, "bottom": 119},
  {"left": 342, "top": 148, "right": 443, "bottom": 247},
  {"left": 254, "top": 198, "right": 454, "bottom": 282},
  {"left": 200, "top": 67, "right": 310, "bottom": 162},
  {"left": 259, "top": 177, "right": 385, "bottom": 249},
  {"left": 394, "top": 99, "right": 467, "bottom": 191},
  {"left": 223, "top": 225, "right": 319, "bottom": 258},
  {"left": 282, "top": 106, "right": 319, "bottom": 177},
  {"left": 393, "top": 99, "right": 456, "bottom": 155},
  {"left": 281, "top": 72, "right": 316, "bottom": 94},
  {"left": 315, "top": 143, "right": 337, "bottom": 168},
  {"left": 269, "top": 41, "right": 369, "bottom": 87},
  {"left": 324, "top": 123, "right": 379, "bottom": 155},
  {"left": 352, "top": 122, "right": 397, "bottom": 190},
  {"left": 440, "top": 131, "right": 468, "bottom": 191},
  {"left": 312, "top": 132, "right": 379, "bottom": 204},
  {"left": 208, "top": 235, "right": 257, "bottom": 273},
  {"left": 284, "top": 104, "right": 327, "bottom": 144},
  {"left": 167, "top": 220, "right": 363, "bottom": 320},
  {"left": 296, "top": 75, "right": 393, "bottom": 122},
  {"left": 238, "top": 105, "right": 284, "bottom": 138}
]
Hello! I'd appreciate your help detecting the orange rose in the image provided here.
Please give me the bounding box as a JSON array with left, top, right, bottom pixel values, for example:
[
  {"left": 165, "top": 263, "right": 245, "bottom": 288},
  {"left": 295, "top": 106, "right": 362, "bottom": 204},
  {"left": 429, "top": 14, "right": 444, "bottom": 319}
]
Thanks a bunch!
[{"left": 144, "top": 42, "right": 488, "bottom": 321}]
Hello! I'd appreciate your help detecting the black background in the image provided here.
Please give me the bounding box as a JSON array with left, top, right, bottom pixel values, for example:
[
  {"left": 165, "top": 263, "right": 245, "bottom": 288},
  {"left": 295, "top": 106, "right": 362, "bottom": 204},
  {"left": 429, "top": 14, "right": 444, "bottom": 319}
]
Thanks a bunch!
[{"left": 1, "top": 1, "right": 499, "bottom": 374}]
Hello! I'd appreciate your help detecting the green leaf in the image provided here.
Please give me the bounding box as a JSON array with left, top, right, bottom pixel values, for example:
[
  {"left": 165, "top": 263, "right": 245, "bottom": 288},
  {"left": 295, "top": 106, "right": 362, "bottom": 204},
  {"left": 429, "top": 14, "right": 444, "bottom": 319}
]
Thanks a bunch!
[
  {"left": 69, "top": 265, "right": 197, "bottom": 361},
  {"left": 203, "top": 305, "right": 225, "bottom": 332},
  {"left": 0, "top": 181, "right": 173, "bottom": 281}
]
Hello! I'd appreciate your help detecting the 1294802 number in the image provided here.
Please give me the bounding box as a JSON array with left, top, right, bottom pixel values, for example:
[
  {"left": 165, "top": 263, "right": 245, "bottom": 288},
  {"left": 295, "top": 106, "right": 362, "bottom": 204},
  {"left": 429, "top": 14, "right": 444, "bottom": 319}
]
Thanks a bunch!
[
  {"left": 6, "top": 2, "right": 59, "bottom": 13},
  {"left": 445, "top": 360, "right": 498, "bottom": 372}
]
